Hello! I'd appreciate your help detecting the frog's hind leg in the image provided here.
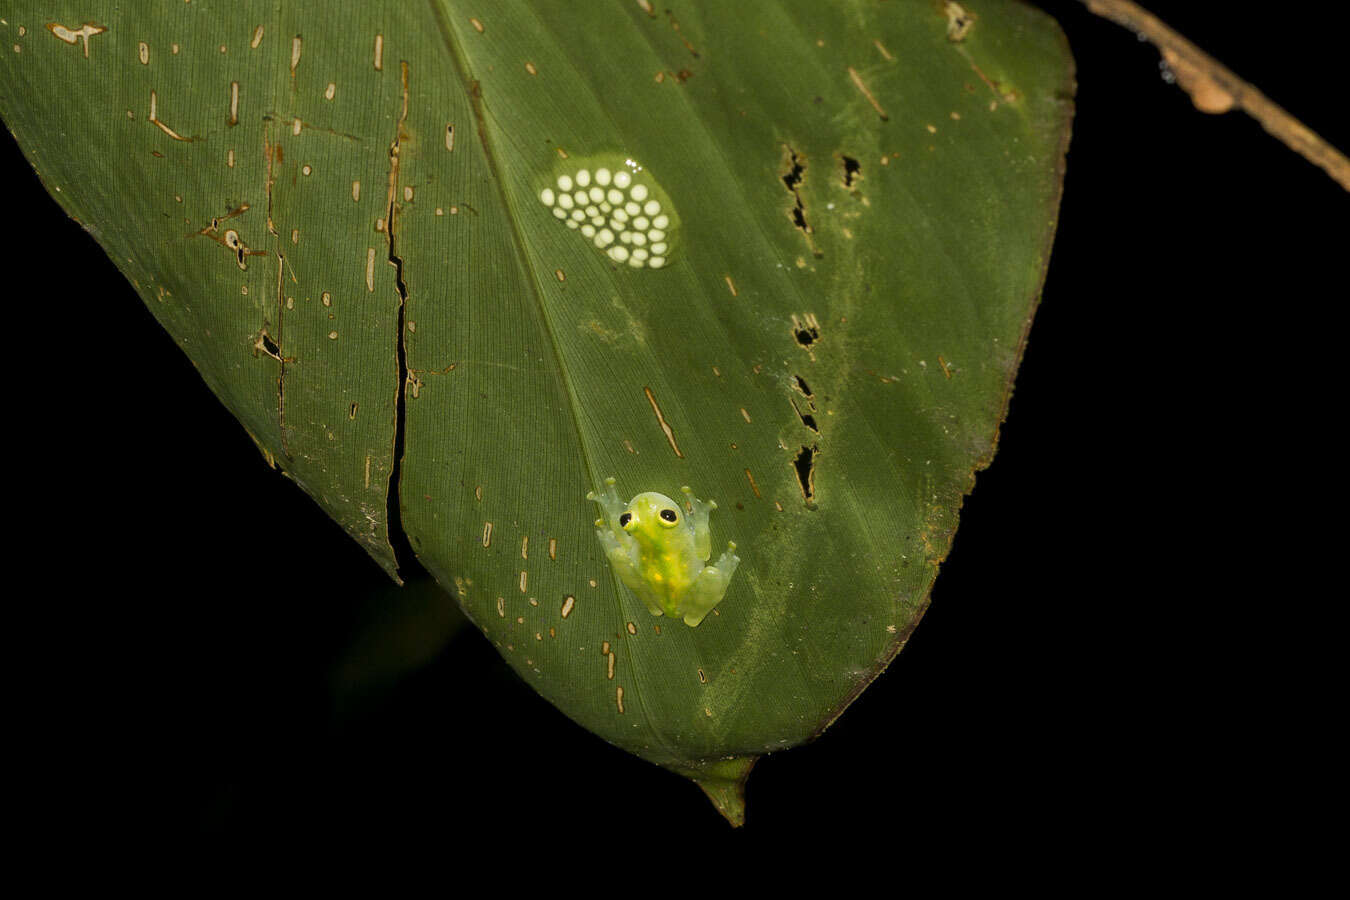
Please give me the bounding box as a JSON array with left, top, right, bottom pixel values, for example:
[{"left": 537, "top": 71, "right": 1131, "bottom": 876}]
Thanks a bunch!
[{"left": 681, "top": 542, "right": 740, "bottom": 627}]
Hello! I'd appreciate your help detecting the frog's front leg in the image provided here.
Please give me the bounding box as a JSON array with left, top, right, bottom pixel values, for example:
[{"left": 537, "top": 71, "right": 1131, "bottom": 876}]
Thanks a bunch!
[
  {"left": 680, "top": 542, "right": 740, "bottom": 627},
  {"left": 587, "top": 477, "right": 627, "bottom": 532},
  {"left": 587, "top": 478, "right": 644, "bottom": 597},
  {"left": 680, "top": 485, "right": 717, "bottom": 561}
]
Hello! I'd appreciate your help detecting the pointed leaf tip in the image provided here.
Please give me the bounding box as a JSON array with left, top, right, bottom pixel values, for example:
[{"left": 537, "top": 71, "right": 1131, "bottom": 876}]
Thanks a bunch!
[{"left": 687, "top": 757, "right": 757, "bottom": 827}]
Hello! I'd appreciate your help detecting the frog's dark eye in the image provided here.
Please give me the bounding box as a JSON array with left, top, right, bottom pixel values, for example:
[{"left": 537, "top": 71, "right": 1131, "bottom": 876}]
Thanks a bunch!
[
  {"left": 618, "top": 512, "right": 632, "bottom": 527},
  {"left": 660, "top": 509, "right": 678, "bottom": 522}
]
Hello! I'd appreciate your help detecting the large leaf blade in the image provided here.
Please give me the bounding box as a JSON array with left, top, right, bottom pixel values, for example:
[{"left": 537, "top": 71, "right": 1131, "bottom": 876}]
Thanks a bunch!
[
  {"left": 0, "top": 0, "right": 1073, "bottom": 820},
  {"left": 395, "top": 0, "right": 1073, "bottom": 791}
]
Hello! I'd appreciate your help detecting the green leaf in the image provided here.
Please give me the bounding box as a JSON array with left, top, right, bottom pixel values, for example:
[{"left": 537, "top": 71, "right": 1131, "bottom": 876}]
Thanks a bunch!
[{"left": 1, "top": 0, "right": 1072, "bottom": 823}]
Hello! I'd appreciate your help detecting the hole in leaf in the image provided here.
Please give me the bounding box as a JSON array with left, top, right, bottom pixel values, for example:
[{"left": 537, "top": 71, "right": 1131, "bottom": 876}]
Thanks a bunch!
[
  {"left": 780, "top": 145, "right": 814, "bottom": 242},
  {"left": 842, "top": 155, "right": 861, "bottom": 187},
  {"left": 793, "top": 444, "right": 818, "bottom": 507},
  {"left": 789, "top": 374, "right": 819, "bottom": 433}
]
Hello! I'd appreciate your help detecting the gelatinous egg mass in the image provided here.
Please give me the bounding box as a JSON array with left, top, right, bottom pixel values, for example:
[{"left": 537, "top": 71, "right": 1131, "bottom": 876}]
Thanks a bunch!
[{"left": 538, "top": 156, "right": 676, "bottom": 270}]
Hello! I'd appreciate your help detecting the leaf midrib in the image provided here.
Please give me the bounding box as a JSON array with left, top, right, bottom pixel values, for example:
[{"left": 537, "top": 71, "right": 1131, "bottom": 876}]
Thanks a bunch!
[{"left": 424, "top": 0, "right": 698, "bottom": 760}]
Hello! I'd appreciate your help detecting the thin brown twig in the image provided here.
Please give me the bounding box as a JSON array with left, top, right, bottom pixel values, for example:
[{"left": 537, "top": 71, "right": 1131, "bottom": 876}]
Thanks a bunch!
[{"left": 1082, "top": 0, "right": 1350, "bottom": 192}]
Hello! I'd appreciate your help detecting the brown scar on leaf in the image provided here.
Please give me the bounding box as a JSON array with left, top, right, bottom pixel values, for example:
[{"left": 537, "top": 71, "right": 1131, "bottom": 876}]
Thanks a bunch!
[
  {"left": 644, "top": 386, "right": 683, "bottom": 458},
  {"left": 665, "top": 10, "right": 700, "bottom": 57},
  {"left": 944, "top": 2, "right": 975, "bottom": 42},
  {"left": 45, "top": 22, "right": 106, "bottom": 57},
  {"left": 194, "top": 205, "right": 267, "bottom": 269},
  {"left": 960, "top": 56, "right": 1018, "bottom": 105},
  {"left": 148, "top": 90, "right": 199, "bottom": 142},
  {"left": 407, "top": 363, "right": 457, "bottom": 379},
  {"left": 847, "top": 67, "right": 888, "bottom": 121}
]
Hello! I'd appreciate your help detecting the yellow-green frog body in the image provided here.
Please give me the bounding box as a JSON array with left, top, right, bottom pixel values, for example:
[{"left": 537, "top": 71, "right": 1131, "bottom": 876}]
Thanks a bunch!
[{"left": 586, "top": 477, "right": 740, "bottom": 627}]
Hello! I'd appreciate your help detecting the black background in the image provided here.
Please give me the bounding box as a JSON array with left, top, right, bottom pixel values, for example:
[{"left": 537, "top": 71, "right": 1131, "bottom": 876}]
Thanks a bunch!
[{"left": 6, "top": 2, "right": 1344, "bottom": 857}]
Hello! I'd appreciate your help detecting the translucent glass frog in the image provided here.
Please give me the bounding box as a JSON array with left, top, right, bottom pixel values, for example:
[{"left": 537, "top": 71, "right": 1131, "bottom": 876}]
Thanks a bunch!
[{"left": 586, "top": 477, "right": 740, "bottom": 627}]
